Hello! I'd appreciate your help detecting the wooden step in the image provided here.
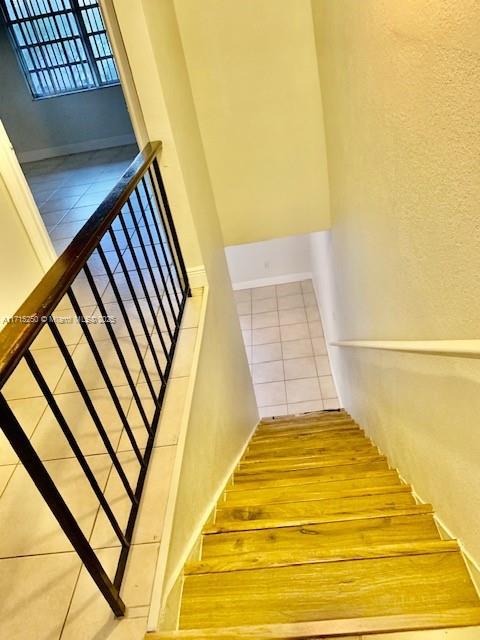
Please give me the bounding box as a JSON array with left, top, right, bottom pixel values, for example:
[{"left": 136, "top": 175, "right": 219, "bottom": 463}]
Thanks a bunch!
[
  {"left": 247, "top": 429, "right": 368, "bottom": 455},
  {"left": 201, "top": 513, "right": 441, "bottom": 563},
  {"left": 236, "top": 451, "right": 382, "bottom": 475},
  {"left": 222, "top": 472, "right": 403, "bottom": 507},
  {"left": 207, "top": 492, "right": 424, "bottom": 533},
  {"left": 186, "top": 539, "right": 458, "bottom": 575},
  {"left": 180, "top": 552, "right": 479, "bottom": 629},
  {"left": 255, "top": 416, "right": 355, "bottom": 432},
  {"left": 259, "top": 410, "right": 349, "bottom": 426},
  {"left": 148, "top": 608, "right": 480, "bottom": 639},
  {"left": 230, "top": 460, "right": 392, "bottom": 490},
  {"left": 244, "top": 438, "right": 374, "bottom": 462},
  {"left": 255, "top": 419, "right": 355, "bottom": 437}
]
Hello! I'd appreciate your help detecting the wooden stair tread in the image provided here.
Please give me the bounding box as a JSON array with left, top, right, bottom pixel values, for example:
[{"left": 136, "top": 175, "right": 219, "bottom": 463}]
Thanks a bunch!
[
  {"left": 255, "top": 420, "right": 356, "bottom": 438},
  {"left": 180, "top": 552, "right": 479, "bottom": 629},
  {"left": 230, "top": 461, "right": 392, "bottom": 490},
  {"left": 186, "top": 539, "right": 458, "bottom": 574},
  {"left": 259, "top": 410, "right": 349, "bottom": 425},
  {"left": 247, "top": 429, "right": 366, "bottom": 450},
  {"left": 207, "top": 493, "right": 425, "bottom": 534},
  {"left": 260, "top": 409, "right": 348, "bottom": 424},
  {"left": 148, "top": 609, "right": 480, "bottom": 638},
  {"left": 253, "top": 419, "right": 357, "bottom": 435},
  {"left": 236, "top": 452, "right": 384, "bottom": 475},
  {"left": 222, "top": 472, "right": 402, "bottom": 506},
  {"left": 201, "top": 513, "right": 440, "bottom": 560},
  {"left": 158, "top": 412, "right": 480, "bottom": 638},
  {"left": 244, "top": 439, "right": 374, "bottom": 461}
]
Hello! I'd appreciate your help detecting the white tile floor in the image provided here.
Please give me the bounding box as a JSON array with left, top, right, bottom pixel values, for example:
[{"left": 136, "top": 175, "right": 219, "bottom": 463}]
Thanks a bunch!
[
  {"left": 22, "top": 145, "right": 138, "bottom": 254},
  {"left": 235, "top": 280, "right": 340, "bottom": 418},
  {"left": 0, "top": 281, "right": 203, "bottom": 639}
]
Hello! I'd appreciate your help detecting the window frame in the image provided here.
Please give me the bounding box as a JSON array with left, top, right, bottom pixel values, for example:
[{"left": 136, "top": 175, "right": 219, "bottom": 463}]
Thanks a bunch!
[{"left": 0, "top": 0, "right": 120, "bottom": 100}]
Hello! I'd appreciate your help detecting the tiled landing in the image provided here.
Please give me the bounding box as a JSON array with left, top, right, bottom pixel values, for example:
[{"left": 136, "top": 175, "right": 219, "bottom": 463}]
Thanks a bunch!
[
  {"left": 235, "top": 280, "right": 340, "bottom": 417},
  {"left": 22, "top": 145, "right": 138, "bottom": 254},
  {"left": 0, "top": 289, "right": 203, "bottom": 640}
]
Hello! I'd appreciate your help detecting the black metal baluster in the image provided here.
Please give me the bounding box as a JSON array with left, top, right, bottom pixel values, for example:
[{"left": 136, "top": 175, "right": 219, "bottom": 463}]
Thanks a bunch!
[
  {"left": 0, "top": 393, "right": 125, "bottom": 617},
  {"left": 134, "top": 182, "right": 180, "bottom": 321},
  {"left": 143, "top": 171, "right": 184, "bottom": 304},
  {"left": 120, "top": 205, "right": 174, "bottom": 343},
  {"left": 48, "top": 320, "right": 137, "bottom": 504},
  {"left": 67, "top": 288, "right": 144, "bottom": 465},
  {"left": 95, "top": 245, "right": 160, "bottom": 404},
  {"left": 151, "top": 159, "right": 191, "bottom": 296},
  {"left": 83, "top": 264, "right": 153, "bottom": 435},
  {"left": 24, "top": 350, "right": 129, "bottom": 546},
  {"left": 107, "top": 227, "right": 167, "bottom": 386}
]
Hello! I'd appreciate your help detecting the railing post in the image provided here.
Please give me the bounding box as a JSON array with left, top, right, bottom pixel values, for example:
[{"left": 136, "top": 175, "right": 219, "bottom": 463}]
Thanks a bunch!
[{"left": 0, "top": 394, "right": 126, "bottom": 617}]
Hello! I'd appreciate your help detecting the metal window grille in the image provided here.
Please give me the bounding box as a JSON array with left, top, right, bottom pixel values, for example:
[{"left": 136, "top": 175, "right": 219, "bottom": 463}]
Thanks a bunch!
[{"left": 0, "top": 0, "right": 119, "bottom": 98}]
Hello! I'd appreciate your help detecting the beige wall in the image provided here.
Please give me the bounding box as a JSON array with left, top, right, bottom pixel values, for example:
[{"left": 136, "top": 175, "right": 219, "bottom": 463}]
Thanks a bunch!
[
  {"left": 111, "top": 0, "right": 258, "bottom": 614},
  {"left": 311, "top": 0, "right": 480, "bottom": 562},
  {"left": 0, "top": 123, "right": 49, "bottom": 321},
  {"left": 0, "top": 175, "right": 45, "bottom": 320},
  {"left": 173, "top": 0, "right": 330, "bottom": 246}
]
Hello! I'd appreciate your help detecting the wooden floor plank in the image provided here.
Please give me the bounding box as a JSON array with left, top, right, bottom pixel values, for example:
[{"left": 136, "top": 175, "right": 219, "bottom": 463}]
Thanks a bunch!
[
  {"left": 201, "top": 513, "right": 440, "bottom": 560},
  {"left": 180, "top": 552, "right": 479, "bottom": 629},
  {"left": 222, "top": 476, "right": 405, "bottom": 508},
  {"left": 208, "top": 492, "right": 422, "bottom": 533},
  {"left": 230, "top": 460, "right": 392, "bottom": 490}
]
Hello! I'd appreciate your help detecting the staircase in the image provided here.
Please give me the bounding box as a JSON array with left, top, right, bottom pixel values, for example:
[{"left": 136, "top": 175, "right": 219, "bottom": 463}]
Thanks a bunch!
[{"left": 149, "top": 410, "right": 480, "bottom": 639}]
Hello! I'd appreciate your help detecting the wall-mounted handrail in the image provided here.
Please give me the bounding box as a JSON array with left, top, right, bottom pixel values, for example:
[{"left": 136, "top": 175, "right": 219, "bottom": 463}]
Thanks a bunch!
[
  {"left": 332, "top": 339, "right": 480, "bottom": 359},
  {"left": 0, "top": 141, "right": 190, "bottom": 616}
]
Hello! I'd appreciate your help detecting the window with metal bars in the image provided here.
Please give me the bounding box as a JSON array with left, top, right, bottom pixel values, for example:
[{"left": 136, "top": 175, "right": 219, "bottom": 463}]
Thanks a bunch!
[{"left": 0, "top": 0, "right": 120, "bottom": 98}]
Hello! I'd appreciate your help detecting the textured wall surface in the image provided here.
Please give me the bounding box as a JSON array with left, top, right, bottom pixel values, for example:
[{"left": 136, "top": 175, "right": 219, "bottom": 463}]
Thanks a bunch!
[
  {"left": 312, "top": 0, "right": 480, "bottom": 561},
  {"left": 173, "top": 0, "right": 330, "bottom": 245}
]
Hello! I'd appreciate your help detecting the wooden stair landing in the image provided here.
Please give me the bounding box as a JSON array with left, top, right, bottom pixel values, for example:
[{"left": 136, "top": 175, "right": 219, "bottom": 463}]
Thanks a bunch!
[{"left": 148, "top": 410, "right": 480, "bottom": 639}]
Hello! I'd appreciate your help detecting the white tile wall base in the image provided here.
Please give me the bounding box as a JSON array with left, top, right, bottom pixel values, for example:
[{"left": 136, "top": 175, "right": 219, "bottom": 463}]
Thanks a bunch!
[
  {"left": 17, "top": 134, "right": 137, "bottom": 163},
  {"left": 235, "top": 278, "right": 341, "bottom": 418},
  {"left": 232, "top": 271, "right": 313, "bottom": 291}
]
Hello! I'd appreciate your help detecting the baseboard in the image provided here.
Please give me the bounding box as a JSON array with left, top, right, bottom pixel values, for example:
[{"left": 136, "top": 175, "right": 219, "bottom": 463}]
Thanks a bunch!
[
  {"left": 395, "top": 471, "right": 480, "bottom": 596},
  {"left": 232, "top": 271, "right": 313, "bottom": 291},
  {"left": 187, "top": 265, "right": 208, "bottom": 289},
  {"left": 17, "top": 133, "right": 137, "bottom": 163}
]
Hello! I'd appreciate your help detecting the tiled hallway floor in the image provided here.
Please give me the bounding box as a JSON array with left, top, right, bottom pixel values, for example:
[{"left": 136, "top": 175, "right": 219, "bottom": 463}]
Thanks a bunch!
[
  {"left": 22, "top": 144, "right": 138, "bottom": 254},
  {"left": 235, "top": 279, "right": 340, "bottom": 417},
  {"left": 0, "top": 283, "right": 203, "bottom": 640}
]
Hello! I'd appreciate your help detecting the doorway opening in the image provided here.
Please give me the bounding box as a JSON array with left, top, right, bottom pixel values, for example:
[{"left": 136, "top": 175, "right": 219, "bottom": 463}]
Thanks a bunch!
[{"left": 0, "top": 0, "right": 138, "bottom": 254}]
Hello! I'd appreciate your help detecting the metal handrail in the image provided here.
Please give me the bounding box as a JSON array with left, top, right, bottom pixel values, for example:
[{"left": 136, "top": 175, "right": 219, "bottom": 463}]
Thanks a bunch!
[{"left": 0, "top": 141, "right": 190, "bottom": 615}]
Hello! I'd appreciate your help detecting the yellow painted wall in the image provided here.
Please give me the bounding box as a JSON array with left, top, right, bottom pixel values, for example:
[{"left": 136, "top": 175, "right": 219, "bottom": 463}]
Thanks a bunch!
[
  {"left": 0, "top": 123, "right": 48, "bottom": 321},
  {"left": 111, "top": 0, "right": 258, "bottom": 612},
  {"left": 173, "top": 0, "right": 330, "bottom": 245},
  {"left": 311, "top": 0, "right": 480, "bottom": 562},
  {"left": 0, "top": 175, "right": 45, "bottom": 320}
]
